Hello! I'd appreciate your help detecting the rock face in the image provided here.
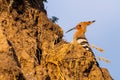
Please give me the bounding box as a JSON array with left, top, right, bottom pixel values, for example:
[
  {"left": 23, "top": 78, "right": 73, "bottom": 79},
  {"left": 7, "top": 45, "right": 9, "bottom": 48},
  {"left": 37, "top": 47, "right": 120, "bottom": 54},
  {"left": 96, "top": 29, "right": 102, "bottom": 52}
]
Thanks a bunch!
[{"left": 0, "top": 0, "right": 113, "bottom": 80}]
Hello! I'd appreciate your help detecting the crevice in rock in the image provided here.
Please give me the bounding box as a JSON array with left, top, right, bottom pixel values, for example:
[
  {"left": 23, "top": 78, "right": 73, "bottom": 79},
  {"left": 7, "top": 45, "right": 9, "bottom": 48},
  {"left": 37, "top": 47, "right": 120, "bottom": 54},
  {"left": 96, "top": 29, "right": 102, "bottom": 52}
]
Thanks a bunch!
[
  {"left": 7, "top": 40, "right": 21, "bottom": 68},
  {"left": 36, "top": 47, "right": 42, "bottom": 65}
]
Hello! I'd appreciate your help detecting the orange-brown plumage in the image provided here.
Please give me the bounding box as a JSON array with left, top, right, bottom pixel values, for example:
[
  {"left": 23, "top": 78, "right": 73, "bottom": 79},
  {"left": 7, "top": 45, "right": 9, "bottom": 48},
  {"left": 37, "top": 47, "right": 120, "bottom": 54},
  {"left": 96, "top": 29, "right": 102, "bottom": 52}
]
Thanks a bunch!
[
  {"left": 66, "top": 20, "right": 95, "bottom": 51},
  {"left": 73, "top": 20, "right": 95, "bottom": 44}
]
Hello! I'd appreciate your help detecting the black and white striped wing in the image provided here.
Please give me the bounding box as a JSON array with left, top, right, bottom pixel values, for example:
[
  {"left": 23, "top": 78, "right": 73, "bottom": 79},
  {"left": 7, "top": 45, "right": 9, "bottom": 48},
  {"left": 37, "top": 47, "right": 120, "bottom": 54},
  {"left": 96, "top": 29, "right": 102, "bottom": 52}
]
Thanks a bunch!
[{"left": 77, "top": 37, "right": 92, "bottom": 52}]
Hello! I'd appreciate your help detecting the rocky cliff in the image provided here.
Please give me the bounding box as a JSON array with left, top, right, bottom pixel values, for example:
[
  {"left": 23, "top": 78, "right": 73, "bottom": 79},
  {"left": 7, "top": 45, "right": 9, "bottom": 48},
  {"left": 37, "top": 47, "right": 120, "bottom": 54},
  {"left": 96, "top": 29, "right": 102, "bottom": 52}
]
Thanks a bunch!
[{"left": 0, "top": 0, "right": 113, "bottom": 80}]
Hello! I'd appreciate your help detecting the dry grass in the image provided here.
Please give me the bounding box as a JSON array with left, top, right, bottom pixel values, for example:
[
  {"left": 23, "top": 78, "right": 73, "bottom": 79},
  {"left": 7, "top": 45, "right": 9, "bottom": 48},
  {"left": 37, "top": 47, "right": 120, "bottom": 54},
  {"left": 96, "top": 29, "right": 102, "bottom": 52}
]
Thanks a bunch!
[
  {"left": 92, "top": 44, "right": 104, "bottom": 53},
  {"left": 96, "top": 56, "right": 110, "bottom": 63},
  {"left": 45, "top": 44, "right": 73, "bottom": 80}
]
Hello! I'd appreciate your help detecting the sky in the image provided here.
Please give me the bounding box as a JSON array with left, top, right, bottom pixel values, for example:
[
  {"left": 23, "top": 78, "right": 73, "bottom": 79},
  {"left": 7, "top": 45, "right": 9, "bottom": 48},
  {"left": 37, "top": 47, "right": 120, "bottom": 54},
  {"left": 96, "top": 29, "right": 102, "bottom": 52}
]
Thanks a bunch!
[{"left": 45, "top": 0, "right": 120, "bottom": 80}]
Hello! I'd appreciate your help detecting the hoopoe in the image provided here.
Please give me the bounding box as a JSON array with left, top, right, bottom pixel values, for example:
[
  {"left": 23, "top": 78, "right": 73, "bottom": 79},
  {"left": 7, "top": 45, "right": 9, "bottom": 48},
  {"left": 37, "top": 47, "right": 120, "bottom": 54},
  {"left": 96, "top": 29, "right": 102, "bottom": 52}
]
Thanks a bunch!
[{"left": 66, "top": 20, "right": 95, "bottom": 52}]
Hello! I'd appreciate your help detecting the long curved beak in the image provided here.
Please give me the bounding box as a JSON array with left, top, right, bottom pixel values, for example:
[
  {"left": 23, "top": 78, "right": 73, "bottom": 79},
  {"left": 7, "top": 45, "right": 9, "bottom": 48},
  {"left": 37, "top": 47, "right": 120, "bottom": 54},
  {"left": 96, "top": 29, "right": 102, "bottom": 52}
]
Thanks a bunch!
[{"left": 66, "top": 27, "right": 76, "bottom": 33}]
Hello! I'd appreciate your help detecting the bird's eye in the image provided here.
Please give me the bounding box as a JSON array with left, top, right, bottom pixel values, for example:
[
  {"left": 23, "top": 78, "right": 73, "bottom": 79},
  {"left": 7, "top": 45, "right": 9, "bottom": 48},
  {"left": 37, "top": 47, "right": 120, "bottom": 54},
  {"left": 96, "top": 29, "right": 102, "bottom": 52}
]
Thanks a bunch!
[{"left": 79, "top": 25, "right": 81, "bottom": 27}]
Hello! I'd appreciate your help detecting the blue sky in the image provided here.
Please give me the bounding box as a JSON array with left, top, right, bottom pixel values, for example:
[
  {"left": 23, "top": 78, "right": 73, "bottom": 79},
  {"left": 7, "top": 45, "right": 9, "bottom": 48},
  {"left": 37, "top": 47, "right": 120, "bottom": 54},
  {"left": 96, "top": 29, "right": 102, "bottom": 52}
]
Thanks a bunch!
[{"left": 45, "top": 0, "right": 120, "bottom": 80}]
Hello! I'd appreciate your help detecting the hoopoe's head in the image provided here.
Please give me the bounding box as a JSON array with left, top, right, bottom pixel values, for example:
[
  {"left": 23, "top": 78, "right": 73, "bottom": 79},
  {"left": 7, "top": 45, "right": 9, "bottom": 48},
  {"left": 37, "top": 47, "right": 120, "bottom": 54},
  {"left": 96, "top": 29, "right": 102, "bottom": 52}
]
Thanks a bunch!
[
  {"left": 76, "top": 20, "right": 95, "bottom": 33},
  {"left": 66, "top": 20, "right": 95, "bottom": 33}
]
